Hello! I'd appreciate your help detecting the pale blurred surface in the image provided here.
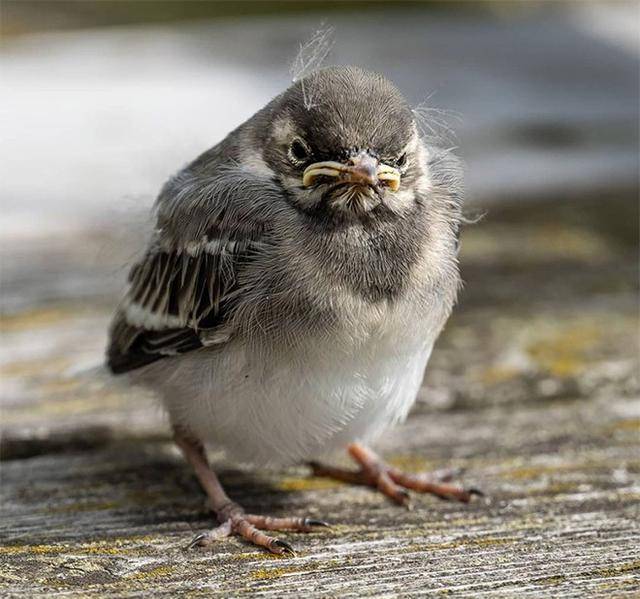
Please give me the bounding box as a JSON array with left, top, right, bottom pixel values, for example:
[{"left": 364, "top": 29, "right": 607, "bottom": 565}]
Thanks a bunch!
[
  {"left": 1, "top": 3, "right": 638, "bottom": 235},
  {"left": 1, "top": 2, "right": 639, "bottom": 596}
]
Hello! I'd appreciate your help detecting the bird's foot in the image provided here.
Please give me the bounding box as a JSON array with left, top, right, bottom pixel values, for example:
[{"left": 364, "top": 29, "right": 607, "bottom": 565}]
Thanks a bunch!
[
  {"left": 310, "top": 443, "right": 482, "bottom": 509},
  {"left": 188, "top": 501, "right": 329, "bottom": 555}
]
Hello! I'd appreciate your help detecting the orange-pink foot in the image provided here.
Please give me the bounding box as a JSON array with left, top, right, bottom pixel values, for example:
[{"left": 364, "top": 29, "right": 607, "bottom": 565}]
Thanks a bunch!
[
  {"left": 310, "top": 443, "right": 482, "bottom": 508},
  {"left": 188, "top": 501, "right": 329, "bottom": 555}
]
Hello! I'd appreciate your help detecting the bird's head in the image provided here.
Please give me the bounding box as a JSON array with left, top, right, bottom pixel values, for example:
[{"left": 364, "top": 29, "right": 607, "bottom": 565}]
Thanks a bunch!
[{"left": 253, "top": 67, "right": 428, "bottom": 220}]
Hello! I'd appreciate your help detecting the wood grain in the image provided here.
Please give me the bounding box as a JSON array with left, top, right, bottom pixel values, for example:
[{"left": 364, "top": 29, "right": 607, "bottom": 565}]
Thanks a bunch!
[{"left": 1, "top": 197, "right": 638, "bottom": 597}]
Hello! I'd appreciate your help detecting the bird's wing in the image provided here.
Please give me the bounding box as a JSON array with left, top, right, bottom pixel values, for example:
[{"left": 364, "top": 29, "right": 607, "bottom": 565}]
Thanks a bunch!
[{"left": 106, "top": 165, "right": 279, "bottom": 374}]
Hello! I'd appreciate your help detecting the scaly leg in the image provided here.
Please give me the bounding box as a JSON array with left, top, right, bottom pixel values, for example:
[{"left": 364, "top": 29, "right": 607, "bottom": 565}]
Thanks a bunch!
[
  {"left": 175, "top": 429, "right": 328, "bottom": 555},
  {"left": 311, "top": 443, "right": 482, "bottom": 508}
]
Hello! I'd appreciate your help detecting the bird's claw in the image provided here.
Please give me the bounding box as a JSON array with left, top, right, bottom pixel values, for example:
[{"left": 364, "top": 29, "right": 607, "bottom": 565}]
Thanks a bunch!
[
  {"left": 303, "top": 517, "right": 331, "bottom": 528},
  {"left": 186, "top": 532, "right": 210, "bottom": 550},
  {"left": 400, "top": 491, "right": 414, "bottom": 511},
  {"left": 273, "top": 539, "right": 296, "bottom": 556}
]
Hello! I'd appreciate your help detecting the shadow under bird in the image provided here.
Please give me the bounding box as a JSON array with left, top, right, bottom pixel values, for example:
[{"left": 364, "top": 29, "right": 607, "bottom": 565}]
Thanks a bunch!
[{"left": 106, "top": 65, "right": 480, "bottom": 555}]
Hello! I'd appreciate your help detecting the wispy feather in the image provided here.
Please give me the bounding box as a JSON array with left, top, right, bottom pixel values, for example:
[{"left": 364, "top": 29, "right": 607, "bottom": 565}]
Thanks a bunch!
[
  {"left": 412, "top": 98, "right": 461, "bottom": 146},
  {"left": 290, "top": 26, "right": 334, "bottom": 110}
]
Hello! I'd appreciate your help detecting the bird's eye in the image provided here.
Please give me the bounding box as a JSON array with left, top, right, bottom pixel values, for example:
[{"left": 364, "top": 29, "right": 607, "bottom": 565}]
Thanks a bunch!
[
  {"left": 288, "top": 138, "right": 311, "bottom": 166},
  {"left": 397, "top": 152, "right": 408, "bottom": 169}
]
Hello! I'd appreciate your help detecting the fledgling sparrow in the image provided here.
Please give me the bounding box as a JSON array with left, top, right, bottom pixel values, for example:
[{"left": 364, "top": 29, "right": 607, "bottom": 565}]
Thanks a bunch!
[{"left": 107, "top": 66, "right": 477, "bottom": 555}]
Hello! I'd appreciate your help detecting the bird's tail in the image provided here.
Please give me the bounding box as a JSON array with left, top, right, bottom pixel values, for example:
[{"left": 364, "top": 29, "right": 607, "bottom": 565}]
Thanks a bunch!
[{"left": 63, "top": 360, "right": 131, "bottom": 392}]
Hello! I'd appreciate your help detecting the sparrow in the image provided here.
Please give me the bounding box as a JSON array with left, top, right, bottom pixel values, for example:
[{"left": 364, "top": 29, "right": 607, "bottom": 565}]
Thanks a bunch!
[{"left": 106, "top": 65, "right": 477, "bottom": 555}]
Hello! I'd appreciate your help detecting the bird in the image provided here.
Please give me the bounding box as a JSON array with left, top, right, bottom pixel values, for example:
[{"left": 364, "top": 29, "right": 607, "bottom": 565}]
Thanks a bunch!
[{"left": 106, "top": 65, "right": 477, "bottom": 555}]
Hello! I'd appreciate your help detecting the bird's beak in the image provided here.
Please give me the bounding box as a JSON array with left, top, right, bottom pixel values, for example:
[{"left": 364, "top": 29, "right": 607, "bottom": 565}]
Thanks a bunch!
[{"left": 302, "top": 152, "right": 401, "bottom": 191}]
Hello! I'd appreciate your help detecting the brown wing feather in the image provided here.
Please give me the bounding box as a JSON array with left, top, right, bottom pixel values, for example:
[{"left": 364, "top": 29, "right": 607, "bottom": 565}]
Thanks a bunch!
[
  {"left": 106, "top": 239, "right": 259, "bottom": 374},
  {"left": 105, "top": 160, "right": 285, "bottom": 375}
]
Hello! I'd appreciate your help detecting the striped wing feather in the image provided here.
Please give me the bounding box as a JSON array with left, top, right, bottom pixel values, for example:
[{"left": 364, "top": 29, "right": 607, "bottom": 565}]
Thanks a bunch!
[{"left": 107, "top": 239, "right": 255, "bottom": 374}]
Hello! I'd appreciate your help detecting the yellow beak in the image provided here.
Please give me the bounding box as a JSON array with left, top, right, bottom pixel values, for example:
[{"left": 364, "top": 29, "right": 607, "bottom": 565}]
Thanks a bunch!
[{"left": 302, "top": 152, "right": 401, "bottom": 191}]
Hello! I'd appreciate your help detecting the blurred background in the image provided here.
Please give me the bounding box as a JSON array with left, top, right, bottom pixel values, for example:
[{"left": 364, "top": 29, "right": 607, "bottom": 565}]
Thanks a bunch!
[
  {"left": 1, "top": 0, "right": 638, "bottom": 472},
  {"left": 1, "top": 2, "right": 639, "bottom": 593}
]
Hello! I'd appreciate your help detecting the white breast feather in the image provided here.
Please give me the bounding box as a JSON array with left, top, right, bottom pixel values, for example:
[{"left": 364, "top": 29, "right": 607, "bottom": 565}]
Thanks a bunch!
[{"left": 137, "top": 307, "right": 437, "bottom": 465}]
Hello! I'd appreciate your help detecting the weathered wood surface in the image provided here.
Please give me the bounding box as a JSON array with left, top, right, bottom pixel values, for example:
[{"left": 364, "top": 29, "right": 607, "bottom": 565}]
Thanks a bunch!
[{"left": 1, "top": 197, "right": 639, "bottom": 597}]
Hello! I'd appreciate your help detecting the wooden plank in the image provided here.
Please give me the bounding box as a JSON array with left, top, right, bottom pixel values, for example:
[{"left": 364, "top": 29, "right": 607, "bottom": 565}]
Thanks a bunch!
[{"left": 1, "top": 196, "right": 638, "bottom": 596}]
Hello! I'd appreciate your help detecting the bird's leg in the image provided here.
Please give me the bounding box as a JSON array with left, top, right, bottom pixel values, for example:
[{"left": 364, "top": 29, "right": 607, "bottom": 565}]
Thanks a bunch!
[
  {"left": 174, "top": 429, "right": 328, "bottom": 555},
  {"left": 311, "top": 442, "right": 482, "bottom": 508}
]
